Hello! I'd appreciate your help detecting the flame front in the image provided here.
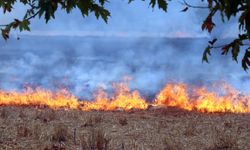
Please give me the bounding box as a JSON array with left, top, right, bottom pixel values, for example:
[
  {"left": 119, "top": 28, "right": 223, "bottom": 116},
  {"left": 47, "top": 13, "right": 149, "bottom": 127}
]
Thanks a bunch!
[
  {"left": 0, "top": 81, "right": 250, "bottom": 113},
  {"left": 154, "top": 83, "right": 250, "bottom": 113},
  {"left": 0, "top": 87, "right": 79, "bottom": 109},
  {"left": 0, "top": 81, "right": 148, "bottom": 111},
  {"left": 82, "top": 82, "right": 148, "bottom": 111}
]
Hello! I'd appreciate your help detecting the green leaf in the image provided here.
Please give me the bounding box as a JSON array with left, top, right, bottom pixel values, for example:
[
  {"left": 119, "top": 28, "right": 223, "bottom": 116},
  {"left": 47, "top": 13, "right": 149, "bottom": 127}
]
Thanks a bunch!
[
  {"left": 229, "top": 39, "right": 242, "bottom": 62},
  {"left": 242, "top": 49, "right": 250, "bottom": 71},
  {"left": 12, "top": 19, "right": 21, "bottom": 29},
  {"left": 38, "top": 0, "right": 58, "bottom": 23},
  {"left": 149, "top": 0, "right": 156, "bottom": 8},
  {"left": 202, "top": 15, "right": 215, "bottom": 33},
  {"left": 77, "top": 0, "right": 91, "bottom": 17},
  {"left": 202, "top": 46, "right": 211, "bottom": 63},
  {"left": 158, "top": 0, "right": 167, "bottom": 11},
  {"left": 92, "top": 4, "right": 110, "bottom": 23},
  {"left": 100, "top": 8, "right": 110, "bottom": 23},
  {"left": 99, "top": 0, "right": 107, "bottom": 6},
  {"left": 19, "top": 20, "right": 30, "bottom": 32},
  {"left": 1, "top": 26, "right": 11, "bottom": 40}
]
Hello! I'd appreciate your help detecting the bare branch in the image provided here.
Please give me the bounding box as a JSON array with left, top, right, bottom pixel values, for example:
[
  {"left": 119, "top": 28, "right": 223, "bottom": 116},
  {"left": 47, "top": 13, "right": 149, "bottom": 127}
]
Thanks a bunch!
[
  {"left": 26, "top": 11, "right": 39, "bottom": 20},
  {"left": 179, "top": 0, "right": 209, "bottom": 9},
  {"left": 211, "top": 43, "right": 250, "bottom": 49}
]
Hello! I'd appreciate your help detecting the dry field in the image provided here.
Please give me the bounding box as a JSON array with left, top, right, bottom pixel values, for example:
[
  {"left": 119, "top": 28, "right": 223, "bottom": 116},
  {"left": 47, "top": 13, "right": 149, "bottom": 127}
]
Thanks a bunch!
[{"left": 0, "top": 106, "right": 250, "bottom": 150}]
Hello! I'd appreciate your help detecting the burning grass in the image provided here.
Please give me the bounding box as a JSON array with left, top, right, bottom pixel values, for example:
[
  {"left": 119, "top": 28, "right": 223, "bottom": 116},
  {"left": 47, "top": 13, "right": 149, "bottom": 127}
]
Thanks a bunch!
[
  {"left": 0, "top": 106, "right": 250, "bottom": 149},
  {"left": 0, "top": 81, "right": 250, "bottom": 113},
  {"left": 1, "top": 80, "right": 250, "bottom": 149}
]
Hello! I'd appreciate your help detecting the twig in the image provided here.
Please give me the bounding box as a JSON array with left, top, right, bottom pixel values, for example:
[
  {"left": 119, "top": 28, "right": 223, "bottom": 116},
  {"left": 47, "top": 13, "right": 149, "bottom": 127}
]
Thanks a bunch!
[
  {"left": 0, "top": 5, "right": 39, "bottom": 28},
  {"left": 179, "top": 0, "right": 209, "bottom": 9},
  {"left": 211, "top": 43, "right": 250, "bottom": 49}
]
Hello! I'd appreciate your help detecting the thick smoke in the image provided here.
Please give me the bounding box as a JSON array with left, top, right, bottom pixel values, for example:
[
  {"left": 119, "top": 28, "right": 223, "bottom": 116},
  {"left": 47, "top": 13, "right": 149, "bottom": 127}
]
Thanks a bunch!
[
  {"left": 0, "top": 36, "right": 249, "bottom": 100},
  {"left": 0, "top": 1, "right": 249, "bottom": 99}
]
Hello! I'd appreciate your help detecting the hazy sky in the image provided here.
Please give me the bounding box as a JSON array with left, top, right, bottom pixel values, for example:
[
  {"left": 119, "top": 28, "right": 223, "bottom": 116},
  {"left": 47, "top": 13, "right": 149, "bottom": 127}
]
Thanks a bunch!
[{"left": 1, "top": 0, "right": 238, "bottom": 38}]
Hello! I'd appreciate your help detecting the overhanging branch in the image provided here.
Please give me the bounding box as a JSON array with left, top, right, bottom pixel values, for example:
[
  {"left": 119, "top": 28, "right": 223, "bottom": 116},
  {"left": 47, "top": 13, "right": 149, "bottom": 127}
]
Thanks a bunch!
[{"left": 179, "top": 0, "right": 209, "bottom": 9}]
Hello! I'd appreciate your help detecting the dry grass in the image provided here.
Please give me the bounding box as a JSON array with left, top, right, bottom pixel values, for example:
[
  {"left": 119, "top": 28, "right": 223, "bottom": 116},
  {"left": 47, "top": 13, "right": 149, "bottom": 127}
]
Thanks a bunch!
[
  {"left": 51, "top": 124, "right": 70, "bottom": 143},
  {"left": 0, "top": 106, "right": 250, "bottom": 149},
  {"left": 118, "top": 117, "right": 128, "bottom": 126},
  {"left": 0, "top": 107, "right": 8, "bottom": 119}
]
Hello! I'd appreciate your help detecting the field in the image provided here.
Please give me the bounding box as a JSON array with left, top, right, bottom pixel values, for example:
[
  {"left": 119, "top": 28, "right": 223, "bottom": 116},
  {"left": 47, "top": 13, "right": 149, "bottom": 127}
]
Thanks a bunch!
[{"left": 0, "top": 106, "right": 250, "bottom": 150}]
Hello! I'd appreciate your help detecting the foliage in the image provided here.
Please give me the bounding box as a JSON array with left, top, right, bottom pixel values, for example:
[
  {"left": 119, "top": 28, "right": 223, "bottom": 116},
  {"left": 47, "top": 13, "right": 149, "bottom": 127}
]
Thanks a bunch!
[
  {"left": 193, "top": 0, "right": 250, "bottom": 71},
  {"left": 1, "top": 0, "right": 250, "bottom": 70}
]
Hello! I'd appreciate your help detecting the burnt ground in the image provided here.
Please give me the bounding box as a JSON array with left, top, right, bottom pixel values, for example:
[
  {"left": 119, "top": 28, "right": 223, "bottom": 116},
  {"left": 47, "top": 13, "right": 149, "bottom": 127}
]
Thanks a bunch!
[{"left": 0, "top": 106, "right": 250, "bottom": 150}]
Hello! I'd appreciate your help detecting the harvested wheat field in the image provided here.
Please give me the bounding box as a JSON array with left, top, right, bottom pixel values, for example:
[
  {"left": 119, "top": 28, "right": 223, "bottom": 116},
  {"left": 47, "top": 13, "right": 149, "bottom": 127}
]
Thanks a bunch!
[{"left": 0, "top": 106, "right": 250, "bottom": 150}]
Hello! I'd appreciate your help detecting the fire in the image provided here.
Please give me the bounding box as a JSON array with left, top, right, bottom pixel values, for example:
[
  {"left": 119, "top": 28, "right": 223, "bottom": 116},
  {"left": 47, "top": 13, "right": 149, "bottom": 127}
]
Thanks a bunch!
[
  {"left": 0, "top": 81, "right": 250, "bottom": 113},
  {"left": 154, "top": 84, "right": 192, "bottom": 110},
  {"left": 0, "top": 80, "right": 148, "bottom": 111},
  {"left": 82, "top": 82, "right": 148, "bottom": 111},
  {"left": 154, "top": 83, "right": 250, "bottom": 113},
  {"left": 0, "top": 87, "right": 79, "bottom": 109}
]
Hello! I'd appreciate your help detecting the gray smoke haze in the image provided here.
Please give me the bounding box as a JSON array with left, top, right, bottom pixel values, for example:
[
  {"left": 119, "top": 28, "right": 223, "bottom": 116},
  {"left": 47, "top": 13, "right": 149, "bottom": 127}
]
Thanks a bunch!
[
  {"left": 0, "top": 1, "right": 249, "bottom": 99},
  {"left": 0, "top": 36, "right": 249, "bottom": 100}
]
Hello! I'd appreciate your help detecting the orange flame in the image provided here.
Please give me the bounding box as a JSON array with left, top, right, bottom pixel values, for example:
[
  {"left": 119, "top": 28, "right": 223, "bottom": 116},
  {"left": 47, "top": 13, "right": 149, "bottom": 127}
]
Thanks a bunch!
[
  {"left": 0, "top": 81, "right": 250, "bottom": 113},
  {"left": 0, "top": 87, "right": 79, "bottom": 109},
  {"left": 82, "top": 81, "right": 148, "bottom": 111},
  {"left": 154, "top": 83, "right": 250, "bottom": 113},
  {"left": 0, "top": 80, "right": 148, "bottom": 111}
]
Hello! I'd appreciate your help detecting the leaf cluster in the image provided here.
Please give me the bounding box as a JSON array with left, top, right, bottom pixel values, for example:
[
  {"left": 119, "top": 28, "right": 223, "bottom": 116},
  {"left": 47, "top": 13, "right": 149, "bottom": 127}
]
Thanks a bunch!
[{"left": 197, "top": 0, "right": 250, "bottom": 71}]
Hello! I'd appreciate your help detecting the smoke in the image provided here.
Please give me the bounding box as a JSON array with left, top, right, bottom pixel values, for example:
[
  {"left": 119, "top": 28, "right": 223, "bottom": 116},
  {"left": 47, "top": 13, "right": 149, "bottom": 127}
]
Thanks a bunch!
[
  {"left": 0, "top": 36, "right": 249, "bottom": 100},
  {"left": 0, "top": 0, "right": 249, "bottom": 99}
]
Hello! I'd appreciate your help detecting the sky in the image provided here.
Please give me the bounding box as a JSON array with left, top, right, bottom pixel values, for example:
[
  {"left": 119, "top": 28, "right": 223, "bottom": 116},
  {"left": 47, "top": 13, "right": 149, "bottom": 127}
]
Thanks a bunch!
[
  {"left": 0, "top": 0, "right": 248, "bottom": 99},
  {"left": 1, "top": 0, "right": 237, "bottom": 38}
]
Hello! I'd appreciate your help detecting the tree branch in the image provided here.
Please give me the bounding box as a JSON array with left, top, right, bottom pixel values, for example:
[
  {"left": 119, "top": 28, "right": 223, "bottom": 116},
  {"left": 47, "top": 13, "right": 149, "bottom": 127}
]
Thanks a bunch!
[
  {"left": 0, "top": 10, "right": 39, "bottom": 27},
  {"left": 26, "top": 11, "right": 39, "bottom": 20},
  {"left": 0, "top": 2, "right": 39, "bottom": 28},
  {"left": 179, "top": 0, "right": 209, "bottom": 9},
  {"left": 211, "top": 43, "right": 250, "bottom": 49}
]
